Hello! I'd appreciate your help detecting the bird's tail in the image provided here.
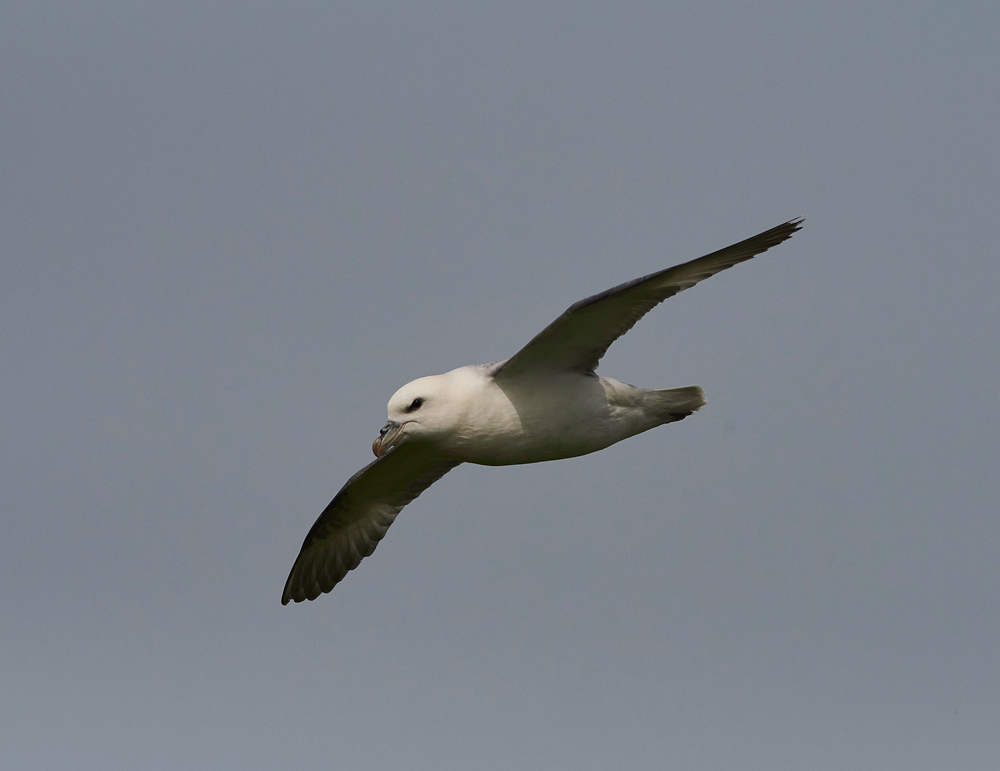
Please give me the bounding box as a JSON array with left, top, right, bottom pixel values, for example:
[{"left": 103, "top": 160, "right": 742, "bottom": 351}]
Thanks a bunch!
[{"left": 651, "top": 385, "right": 706, "bottom": 423}]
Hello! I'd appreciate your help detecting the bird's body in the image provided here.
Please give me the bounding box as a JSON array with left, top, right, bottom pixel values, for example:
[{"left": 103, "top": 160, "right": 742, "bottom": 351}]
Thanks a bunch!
[
  {"left": 282, "top": 219, "right": 803, "bottom": 604},
  {"left": 398, "top": 365, "right": 704, "bottom": 466}
]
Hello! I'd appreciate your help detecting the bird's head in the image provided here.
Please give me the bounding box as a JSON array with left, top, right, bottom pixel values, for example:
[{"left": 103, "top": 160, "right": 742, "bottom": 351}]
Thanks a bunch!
[{"left": 372, "top": 372, "right": 466, "bottom": 457}]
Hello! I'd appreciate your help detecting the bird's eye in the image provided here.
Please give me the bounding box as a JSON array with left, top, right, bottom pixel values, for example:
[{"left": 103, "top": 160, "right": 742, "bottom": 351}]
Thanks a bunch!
[{"left": 406, "top": 398, "right": 424, "bottom": 413}]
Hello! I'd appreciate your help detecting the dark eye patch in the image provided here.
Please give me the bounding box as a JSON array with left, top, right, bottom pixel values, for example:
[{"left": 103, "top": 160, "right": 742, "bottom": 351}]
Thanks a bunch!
[{"left": 405, "top": 398, "right": 424, "bottom": 413}]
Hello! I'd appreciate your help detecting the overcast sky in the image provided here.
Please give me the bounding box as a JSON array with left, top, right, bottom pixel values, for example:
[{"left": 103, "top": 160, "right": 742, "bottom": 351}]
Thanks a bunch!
[{"left": 3, "top": 2, "right": 999, "bottom": 769}]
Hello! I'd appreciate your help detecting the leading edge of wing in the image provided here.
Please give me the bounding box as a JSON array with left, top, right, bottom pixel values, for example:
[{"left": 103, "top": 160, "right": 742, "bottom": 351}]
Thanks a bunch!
[
  {"left": 281, "top": 444, "right": 461, "bottom": 604},
  {"left": 495, "top": 218, "right": 803, "bottom": 377},
  {"left": 565, "top": 218, "right": 803, "bottom": 317}
]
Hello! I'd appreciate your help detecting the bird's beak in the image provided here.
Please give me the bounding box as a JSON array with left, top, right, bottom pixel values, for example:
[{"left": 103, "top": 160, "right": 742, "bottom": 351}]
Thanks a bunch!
[{"left": 372, "top": 420, "right": 406, "bottom": 457}]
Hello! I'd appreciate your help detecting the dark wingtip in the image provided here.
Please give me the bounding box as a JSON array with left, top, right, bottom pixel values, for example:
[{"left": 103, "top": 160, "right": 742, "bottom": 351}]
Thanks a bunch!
[
  {"left": 772, "top": 217, "right": 804, "bottom": 238},
  {"left": 280, "top": 572, "right": 300, "bottom": 605},
  {"left": 756, "top": 217, "right": 804, "bottom": 252}
]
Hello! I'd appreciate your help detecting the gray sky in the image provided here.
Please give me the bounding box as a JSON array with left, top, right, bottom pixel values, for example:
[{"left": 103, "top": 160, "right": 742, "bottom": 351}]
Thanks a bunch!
[{"left": 3, "top": 2, "right": 999, "bottom": 769}]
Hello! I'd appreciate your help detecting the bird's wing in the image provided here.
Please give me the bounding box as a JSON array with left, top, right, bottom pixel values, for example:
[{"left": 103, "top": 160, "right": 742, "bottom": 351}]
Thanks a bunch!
[
  {"left": 495, "top": 219, "right": 802, "bottom": 378},
  {"left": 281, "top": 444, "right": 460, "bottom": 604}
]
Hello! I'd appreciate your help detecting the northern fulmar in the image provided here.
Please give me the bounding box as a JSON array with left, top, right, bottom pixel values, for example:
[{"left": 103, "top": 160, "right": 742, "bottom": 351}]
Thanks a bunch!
[{"left": 282, "top": 219, "right": 803, "bottom": 604}]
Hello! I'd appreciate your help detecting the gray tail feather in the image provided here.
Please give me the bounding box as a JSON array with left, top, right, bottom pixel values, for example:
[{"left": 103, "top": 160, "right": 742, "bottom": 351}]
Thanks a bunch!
[{"left": 653, "top": 385, "right": 706, "bottom": 423}]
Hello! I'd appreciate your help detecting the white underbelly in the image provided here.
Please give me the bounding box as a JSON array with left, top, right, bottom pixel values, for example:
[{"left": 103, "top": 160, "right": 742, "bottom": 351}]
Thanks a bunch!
[{"left": 447, "top": 374, "right": 657, "bottom": 466}]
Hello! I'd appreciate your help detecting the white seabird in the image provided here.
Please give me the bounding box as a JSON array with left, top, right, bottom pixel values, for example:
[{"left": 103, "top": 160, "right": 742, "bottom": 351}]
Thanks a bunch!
[{"left": 282, "top": 219, "right": 803, "bottom": 604}]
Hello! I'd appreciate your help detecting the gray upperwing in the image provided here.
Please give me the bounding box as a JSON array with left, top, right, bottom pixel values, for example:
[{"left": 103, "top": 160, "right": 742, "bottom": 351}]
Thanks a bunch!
[
  {"left": 281, "top": 444, "right": 461, "bottom": 604},
  {"left": 495, "top": 219, "right": 803, "bottom": 378}
]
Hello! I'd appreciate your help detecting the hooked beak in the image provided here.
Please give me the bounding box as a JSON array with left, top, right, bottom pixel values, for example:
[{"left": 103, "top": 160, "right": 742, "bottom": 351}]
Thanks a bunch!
[{"left": 372, "top": 420, "right": 406, "bottom": 457}]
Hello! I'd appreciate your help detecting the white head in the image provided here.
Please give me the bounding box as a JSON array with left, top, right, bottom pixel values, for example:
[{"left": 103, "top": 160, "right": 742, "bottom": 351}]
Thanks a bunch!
[{"left": 371, "top": 369, "right": 473, "bottom": 457}]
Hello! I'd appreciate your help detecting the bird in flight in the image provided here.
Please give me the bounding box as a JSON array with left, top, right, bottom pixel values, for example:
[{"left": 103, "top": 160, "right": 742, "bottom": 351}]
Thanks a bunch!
[{"left": 282, "top": 219, "right": 803, "bottom": 604}]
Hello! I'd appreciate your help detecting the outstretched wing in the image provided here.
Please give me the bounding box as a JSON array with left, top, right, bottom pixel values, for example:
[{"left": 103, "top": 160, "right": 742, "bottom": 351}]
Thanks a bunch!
[
  {"left": 495, "top": 219, "right": 802, "bottom": 377},
  {"left": 281, "top": 444, "right": 461, "bottom": 604}
]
